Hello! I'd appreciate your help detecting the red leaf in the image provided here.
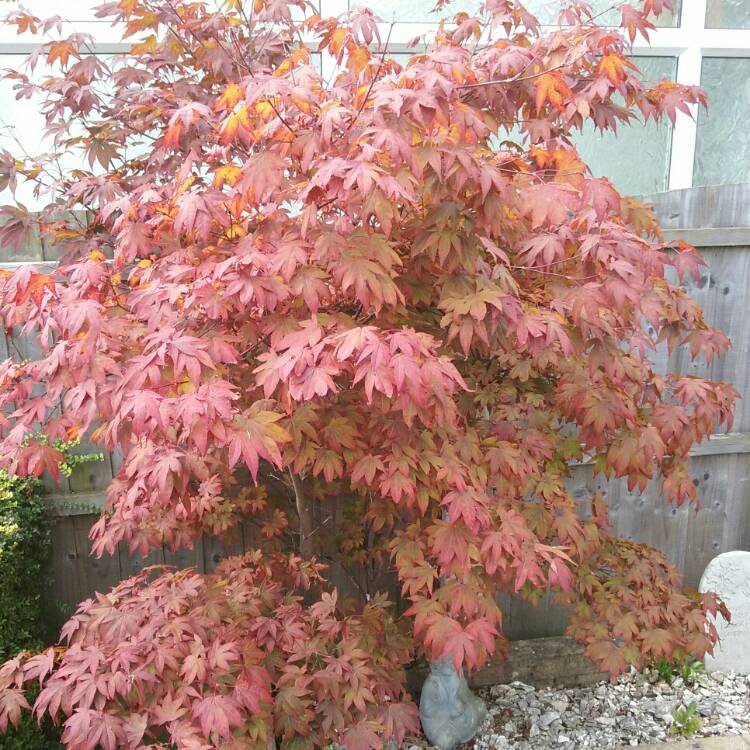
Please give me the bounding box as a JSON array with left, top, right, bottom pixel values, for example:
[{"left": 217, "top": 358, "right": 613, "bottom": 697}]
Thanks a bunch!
[
  {"left": 641, "top": 628, "right": 676, "bottom": 658},
  {"left": 342, "top": 721, "right": 382, "bottom": 750},
  {"left": 193, "top": 694, "right": 243, "bottom": 739},
  {"left": 519, "top": 183, "right": 579, "bottom": 228},
  {"left": 585, "top": 640, "right": 628, "bottom": 677}
]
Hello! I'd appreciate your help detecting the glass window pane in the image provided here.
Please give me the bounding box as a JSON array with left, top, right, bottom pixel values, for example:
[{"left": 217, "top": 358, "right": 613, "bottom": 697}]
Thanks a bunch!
[
  {"left": 694, "top": 58, "right": 750, "bottom": 186},
  {"left": 0, "top": 54, "right": 115, "bottom": 210},
  {"left": 363, "top": 0, "right": 680, "bottom": 26},
  {"left": 6, "top": 0, "right": 102, "bottom": 21},
  {"left": 490, "top": 56, "right": 676, "bottom": 196},
  {"left": 706, "top": 0, "right": 750, "bottom": 28},
  {"left": 526, "top": 0, "right": 680, "bottom": 26},
  {"left": 364, "top": 0, "right": 480, "bottom": 23},
  {"left": 571, "top": 56, "right": 677, "bottom": 195},
  {"left": 0, "top": 55, "right": 47, "bottom": 209}
]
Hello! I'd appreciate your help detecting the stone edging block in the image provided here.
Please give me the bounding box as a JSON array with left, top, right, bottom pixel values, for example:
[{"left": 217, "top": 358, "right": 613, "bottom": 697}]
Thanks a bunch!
[{"left": 615, "top": 735, "right": 750, "bottom": 750}]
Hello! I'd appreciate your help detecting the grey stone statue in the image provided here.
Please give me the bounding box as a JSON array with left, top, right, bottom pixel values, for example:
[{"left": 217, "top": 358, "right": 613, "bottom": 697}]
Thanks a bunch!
[{"left": 419, "top": 658, "right": 488, "bottom": 750}]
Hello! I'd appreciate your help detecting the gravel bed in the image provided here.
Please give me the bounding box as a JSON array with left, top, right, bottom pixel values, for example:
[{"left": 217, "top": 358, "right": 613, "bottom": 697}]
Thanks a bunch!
[{"left": 469, "top": 670, "right": 750, "bottom": 749}]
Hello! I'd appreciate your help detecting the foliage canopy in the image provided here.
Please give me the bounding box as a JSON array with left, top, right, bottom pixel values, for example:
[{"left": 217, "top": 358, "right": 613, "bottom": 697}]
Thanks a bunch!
[{"left": 0, "top": 0, "right": 738, "bottom": 748}]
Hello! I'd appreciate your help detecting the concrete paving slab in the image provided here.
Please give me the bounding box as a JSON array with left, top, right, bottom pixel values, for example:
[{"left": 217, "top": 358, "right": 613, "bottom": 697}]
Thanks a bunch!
[{"left": 616, "top": 735, "right": 750, "bottom": 750}]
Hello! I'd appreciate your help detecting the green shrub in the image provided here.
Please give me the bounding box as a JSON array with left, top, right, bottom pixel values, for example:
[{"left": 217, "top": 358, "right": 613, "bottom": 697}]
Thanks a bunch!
[
  {"left": 0, "top": 471, "right": 49, "bottom": 660},
  {"left": 3, "top": 699, "right": 63, "bottom": 750},
  {"left": 0, "top": 470, "right": 61, "bottom": 749}
]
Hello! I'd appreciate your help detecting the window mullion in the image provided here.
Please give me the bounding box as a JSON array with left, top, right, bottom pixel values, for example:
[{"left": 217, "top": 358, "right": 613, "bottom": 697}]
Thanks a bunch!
[
  {"left": 668, "top": 48, "right": 702, "bottom": 190},
  {"left": 667, "top": 0, "right": 708, "bottom": 190}
]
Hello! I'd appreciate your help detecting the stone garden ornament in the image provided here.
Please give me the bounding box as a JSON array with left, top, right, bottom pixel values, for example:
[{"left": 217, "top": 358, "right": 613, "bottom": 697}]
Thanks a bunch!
[
  {"left": 419, "top": 657, "right": 488, "bottom": 750},
  {"left": 698, "top": 550, "right": 750, "bottom": 674}
]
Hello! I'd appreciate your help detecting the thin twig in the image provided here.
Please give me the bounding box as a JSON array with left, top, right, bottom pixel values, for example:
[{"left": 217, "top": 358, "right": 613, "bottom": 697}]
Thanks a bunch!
[{"left": 345, "top": 18, "right": 396, "bottom": 132}]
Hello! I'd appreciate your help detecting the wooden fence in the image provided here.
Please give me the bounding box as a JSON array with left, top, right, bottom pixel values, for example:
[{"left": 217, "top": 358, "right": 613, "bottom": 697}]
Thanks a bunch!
[{"left": 7, "top": 183, "right": 749, "bottom": 639}]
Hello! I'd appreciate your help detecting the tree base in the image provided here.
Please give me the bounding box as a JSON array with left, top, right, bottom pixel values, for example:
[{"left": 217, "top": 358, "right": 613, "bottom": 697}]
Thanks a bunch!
[{"left": 419, "top": 658, "right": 488, "bottom": 750}]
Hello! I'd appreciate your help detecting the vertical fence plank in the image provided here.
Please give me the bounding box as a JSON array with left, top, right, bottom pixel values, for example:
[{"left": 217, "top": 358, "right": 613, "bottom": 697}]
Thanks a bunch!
[
  {"left": 499, "top": 591, "right": 571, "bottom": 641},
  {"left": 666, "top": 247, "right": 750, "bottom": 431},
  {"left": 202, "top": 529, "right": 245, "bottom": 573},
  {"left": 722, "top": 453, "right": 750, "bottom": 550},
  {"left": 67, "top": 453, "right": 115, "bottom": 494},
  {"left": 163, "top": 537, "right": 206, "bottom": 574},
  {"left": 71, "top": 514, "right": 122, "bottom": 600},
  {"left": 683, "top": 453, "right": 748, "bottom": 587},
  {"left": 118, "top": 541, "right": 166, "bottom": 580},
  {"left": 0, "top": 217, "right": 43, "bottom": 262},
  {"left": 47, "top": 516, "right": 82, "bottom": 628}
]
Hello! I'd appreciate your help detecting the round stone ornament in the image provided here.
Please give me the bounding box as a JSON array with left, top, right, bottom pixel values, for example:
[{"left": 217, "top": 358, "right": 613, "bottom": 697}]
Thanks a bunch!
[{"left": 698, "top": 550, "right": 750, "bottom": 674}]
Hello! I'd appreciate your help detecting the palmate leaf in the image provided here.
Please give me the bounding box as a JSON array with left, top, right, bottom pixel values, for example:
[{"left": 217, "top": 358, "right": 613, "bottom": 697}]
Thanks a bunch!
[
  {"left": 228, "top": 410, "right": 291, "bottom": 479},
  {"left": 641, "top": 627, "right": 677, "bottom": 659},
  {"left": 0, "top": 689, "right": 30, "bottom": 733},
  {"left": 342, "top": 721, "right": 383, "bottom": 750},
  {"left": 585, "top": 640, "right": 627, "bottom": 678}
]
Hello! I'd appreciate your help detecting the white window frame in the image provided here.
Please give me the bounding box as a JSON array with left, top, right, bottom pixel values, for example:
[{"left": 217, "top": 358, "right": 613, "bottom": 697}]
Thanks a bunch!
[{"left": 642, "top": 0, "right": 750, "bottom": 189}]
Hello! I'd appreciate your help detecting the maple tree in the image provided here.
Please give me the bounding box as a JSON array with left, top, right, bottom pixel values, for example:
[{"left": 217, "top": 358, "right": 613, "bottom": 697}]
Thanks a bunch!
[{"left": 0, "top": 0, "right": 739, "bottom": 747}]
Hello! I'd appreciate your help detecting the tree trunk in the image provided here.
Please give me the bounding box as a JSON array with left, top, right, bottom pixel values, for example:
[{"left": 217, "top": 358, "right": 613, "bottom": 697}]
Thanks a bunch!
[{"left": 289, "top": 468, "right": 314, "bottom": 559}]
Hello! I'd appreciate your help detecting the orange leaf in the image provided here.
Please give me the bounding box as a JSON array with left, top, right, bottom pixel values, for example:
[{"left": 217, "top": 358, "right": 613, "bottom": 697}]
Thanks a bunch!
[
  {"left": 118, "top": 0, "right": 139, "bottom": 15},
  {"left": 19, "top": 273, "right": 56, "bottom": 305},
  {"left": 220, "top": 105, "right": 251, "bottom": 144},
  {"left": 353, "top": 84, "right": 370, "bottom": 111},
  {"left": 641, "top": 627, "right": 676, "bottom": 658},
  {"left": 131, "top": 35, "right": 158, "bottom": 56},
  {"left": 212, "top": 164, "right": 242, "bottom": 189},
  {"left": 329, "top": 27, "right": 347, "bottom": 59},
  {"left": 13, "top": 13, "right": 38, "bottom": 34},
  {"left": 586, "top": 640, "right": 628, "bottom": 677},
  {"left": 46, "top": 41, "right": 79, "bottom": 67},
  {"left": 124, "top": 11, "right": 158, "bottom": 37},
  {"left": 215, "top": 83, "right": 243, "bottom": 112},
  {"left": 533, "top": 72, "right": 571, "bottom": 113},
  {"left": 164, "top": 119, "right": 183, "bottom": 150},
  {"left": 348, "top": 46, "right": 371, "bottom": 76},
  {"left": 598, "top": 53, "right": 636, "bottom": 85}
]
